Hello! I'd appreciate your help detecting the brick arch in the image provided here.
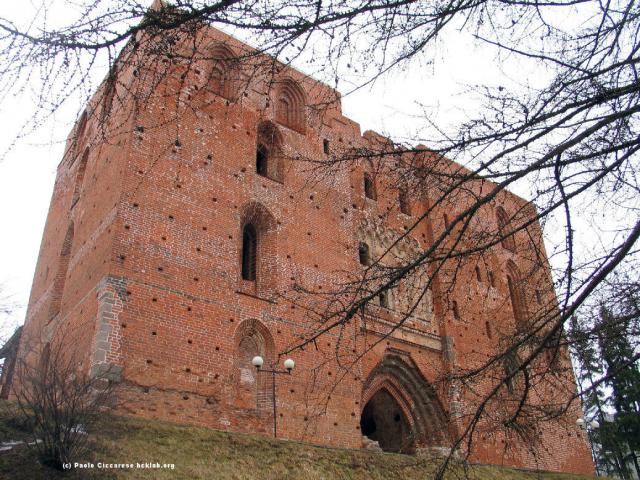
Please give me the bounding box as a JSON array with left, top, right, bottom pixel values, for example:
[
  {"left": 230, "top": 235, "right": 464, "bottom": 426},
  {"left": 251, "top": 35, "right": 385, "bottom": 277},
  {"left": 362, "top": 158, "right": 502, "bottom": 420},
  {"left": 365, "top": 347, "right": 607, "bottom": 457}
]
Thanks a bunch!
[
  {"left": 233, "top": 318, "right": 275, "bottom": 362},
  {"left": 362, "top": 352, "right": 451, "bottom": 450},
  {"left": 206, "top": 43, "right": 239, "bottom": 100},
  {"left": 275, "top": 78, "right": 306, "bottom": 133},
  {"left": 181, "top": 43, "right": 239, "bottom": 104},
  {"left": 233, "top": 319, "right": 275, "bottom": 410},
  {"left": 239, "top": 201, "right": 277, "bottom": 232},
  {"left": 238, "top": 202, "right": 278, "bottom": 296},
  {"left": 506, "top": 259, "right": 528, "bottom": 329}
]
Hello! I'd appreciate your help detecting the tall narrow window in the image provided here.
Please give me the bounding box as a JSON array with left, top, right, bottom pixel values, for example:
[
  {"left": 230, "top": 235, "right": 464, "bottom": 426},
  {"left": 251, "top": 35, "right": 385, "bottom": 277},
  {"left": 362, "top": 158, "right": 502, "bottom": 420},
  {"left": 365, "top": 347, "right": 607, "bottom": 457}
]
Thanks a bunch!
[
  {"left": 504, "top": 351, "right": 520, "bottom": 392},
  {"left": 241, "top": 224, "right": 257, "bottom": 281},
  {"left": 507, "top": 276, "right": 517, "bottom": 318},
  {"left": 475, "top": 266, "right": 482, "bottom": 282},
  {"left": 364, "top": 173, "right": 376, "bottom": 200},
  {"left": 452, "top": 300, "right": 460, "bottom": 320},
  {"left": 485, "top": 321, "right": 493, "bottom": 339},
  {"left": 256, "top": 121, "right": 284, "bottom": 183},
  {"left": 506, "top": 261, "right": 528, "bottom": 329},
  {"left": 323, "top": 139, "right": 330, "bottom": 155},
  {"left": 256, "top": 144, "right": 268, "bottom": 177},
  {"left": 496, "top": 206, "right": 516, "bottom": 252},
  {"left": 399, "top": 189, "right": 410, "bottom": 215},
  {"left": 358, "top": 242, "right": 370, "bottom": 266},
  {"left": 40, "top": 342, "right": 51, "bottom": 371},
  {"left": 379, "top": 291, "right": 389, "bottom": 308}
]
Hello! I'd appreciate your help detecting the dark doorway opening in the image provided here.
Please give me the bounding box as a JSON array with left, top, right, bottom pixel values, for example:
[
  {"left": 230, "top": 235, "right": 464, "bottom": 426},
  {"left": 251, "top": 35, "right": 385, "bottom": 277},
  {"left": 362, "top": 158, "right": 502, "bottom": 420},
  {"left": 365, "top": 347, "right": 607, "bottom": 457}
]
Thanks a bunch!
[{"left": 360, "top": 389, "right": 415, "bottom": 453}]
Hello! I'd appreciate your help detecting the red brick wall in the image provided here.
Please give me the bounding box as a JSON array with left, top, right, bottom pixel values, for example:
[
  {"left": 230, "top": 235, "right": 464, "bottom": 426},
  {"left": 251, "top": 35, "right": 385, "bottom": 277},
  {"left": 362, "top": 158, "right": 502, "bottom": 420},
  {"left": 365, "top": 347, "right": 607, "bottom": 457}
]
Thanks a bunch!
[{"left": 14, "top": 27, "right": 593, "bottom": 475}]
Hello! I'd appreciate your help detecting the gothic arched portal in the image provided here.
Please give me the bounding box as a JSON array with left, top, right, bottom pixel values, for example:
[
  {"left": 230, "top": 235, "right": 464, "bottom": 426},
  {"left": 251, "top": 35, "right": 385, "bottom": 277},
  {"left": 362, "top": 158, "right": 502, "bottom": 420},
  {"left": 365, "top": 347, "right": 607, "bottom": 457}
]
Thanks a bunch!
[{"left": 361, "top": 351, "right": 451, "bottom": 454}]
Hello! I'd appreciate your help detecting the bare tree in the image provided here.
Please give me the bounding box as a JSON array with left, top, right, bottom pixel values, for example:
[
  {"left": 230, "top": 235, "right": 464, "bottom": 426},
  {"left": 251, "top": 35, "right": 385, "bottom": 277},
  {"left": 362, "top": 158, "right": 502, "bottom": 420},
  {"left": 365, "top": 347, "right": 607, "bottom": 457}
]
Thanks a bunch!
[
  {"left": 0, "top": 284, "right": 20, "bottom": 399},
  {"left": 11, "top": 334, "right": 115, "bottom": 470},
  {"left": 1, "top": 0, "right": 639, "bottom": 476}
]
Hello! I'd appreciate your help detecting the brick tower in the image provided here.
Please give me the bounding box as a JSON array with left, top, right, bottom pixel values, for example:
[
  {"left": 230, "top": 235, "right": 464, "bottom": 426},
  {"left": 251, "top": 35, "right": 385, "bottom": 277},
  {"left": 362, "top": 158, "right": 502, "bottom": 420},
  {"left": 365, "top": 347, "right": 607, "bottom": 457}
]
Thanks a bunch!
[{"left": 13, "top": 18, "right": 594, "bottom": 474}]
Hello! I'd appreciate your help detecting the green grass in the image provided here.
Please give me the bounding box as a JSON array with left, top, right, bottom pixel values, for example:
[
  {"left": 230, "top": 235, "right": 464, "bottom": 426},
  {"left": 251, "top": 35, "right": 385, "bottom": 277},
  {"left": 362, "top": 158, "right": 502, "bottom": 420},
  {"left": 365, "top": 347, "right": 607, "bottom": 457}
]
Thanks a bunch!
[{"left": 0, "top": 402, "right": 599, "bottom": 480}]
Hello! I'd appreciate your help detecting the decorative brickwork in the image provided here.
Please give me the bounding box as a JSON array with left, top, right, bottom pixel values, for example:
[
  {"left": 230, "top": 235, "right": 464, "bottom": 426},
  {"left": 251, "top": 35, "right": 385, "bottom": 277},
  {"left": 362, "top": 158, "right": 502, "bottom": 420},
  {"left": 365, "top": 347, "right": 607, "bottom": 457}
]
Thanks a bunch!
[{"left": 362, "top": 351, "right": 451, "bottom": 453}]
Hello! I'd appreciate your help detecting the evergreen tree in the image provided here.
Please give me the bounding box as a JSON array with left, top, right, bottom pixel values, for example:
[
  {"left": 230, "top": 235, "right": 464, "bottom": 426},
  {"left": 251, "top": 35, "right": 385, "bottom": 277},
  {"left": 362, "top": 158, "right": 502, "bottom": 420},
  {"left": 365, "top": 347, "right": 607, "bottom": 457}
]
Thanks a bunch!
[
  {"left": 599, "top": 307, "right": 640, "bottom": 479},
  {"left": 569, "top": 315, "right": 628, "bottom": 478}
]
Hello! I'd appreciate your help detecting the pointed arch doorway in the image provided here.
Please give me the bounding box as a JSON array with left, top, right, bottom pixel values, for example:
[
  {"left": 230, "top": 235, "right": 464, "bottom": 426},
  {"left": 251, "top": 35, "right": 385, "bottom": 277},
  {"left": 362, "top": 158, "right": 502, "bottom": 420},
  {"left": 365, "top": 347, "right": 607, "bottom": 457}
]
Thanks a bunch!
[
  {"left": 360, "top": 387, "right": 415, "bottom": 453},
  {"left": 361, "top": 351, "right": 451, "bottom": 454}
]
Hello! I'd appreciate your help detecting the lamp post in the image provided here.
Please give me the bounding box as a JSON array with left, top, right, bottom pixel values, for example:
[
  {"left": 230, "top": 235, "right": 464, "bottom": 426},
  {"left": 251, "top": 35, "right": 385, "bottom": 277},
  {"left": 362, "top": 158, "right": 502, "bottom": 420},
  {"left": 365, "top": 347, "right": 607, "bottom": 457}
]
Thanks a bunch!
[{"left": 252, "top": 355, "right": 295, "bottom": 438}]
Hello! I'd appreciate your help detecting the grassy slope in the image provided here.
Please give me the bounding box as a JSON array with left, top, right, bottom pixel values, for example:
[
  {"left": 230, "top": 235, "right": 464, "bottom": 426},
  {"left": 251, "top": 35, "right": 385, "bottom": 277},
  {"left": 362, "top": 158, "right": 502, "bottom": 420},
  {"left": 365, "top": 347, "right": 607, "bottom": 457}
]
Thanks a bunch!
[{"left": 0, "top": 404, "right": 598, "bottom": 480}]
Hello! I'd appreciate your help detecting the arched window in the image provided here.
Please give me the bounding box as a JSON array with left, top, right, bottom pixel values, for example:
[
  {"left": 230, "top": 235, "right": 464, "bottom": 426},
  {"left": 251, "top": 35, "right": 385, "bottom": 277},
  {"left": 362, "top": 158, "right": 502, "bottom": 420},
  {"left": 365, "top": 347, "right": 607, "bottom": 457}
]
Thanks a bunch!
[
  {"left": 242, "top": 224, "right": 257, "bottom": 281},
  {"left": 359, "top": 242, "right": 371, "bottom": 266},
  {"left": 207, "top": 44, "right": 238, "bottom": 100},
  {"left": 506, "top": 261, "right": 528, "bottom": 329},
  {"left": 496, "top": 206, "right": 516, "bottom": 251},
  {"left": 378, "top": 291, "right": 389, "bottom": 308},
  {"left": 234, "top": 319, "right": 275, "bottom": 410},
  {"left": 256, "top": 121, "right": 283, "bottom": 182},
  {"left": 275, "top": 79, "right": 306, "bottom": 132},
  {"left": 256, "top": 144, "right": 268, "bottom": 177},
  {"left": 364, "top": 173, "right": 376, "bottom": 200},
  {"left": 239, "top": 202, "right": 278, "bottom": 296}
]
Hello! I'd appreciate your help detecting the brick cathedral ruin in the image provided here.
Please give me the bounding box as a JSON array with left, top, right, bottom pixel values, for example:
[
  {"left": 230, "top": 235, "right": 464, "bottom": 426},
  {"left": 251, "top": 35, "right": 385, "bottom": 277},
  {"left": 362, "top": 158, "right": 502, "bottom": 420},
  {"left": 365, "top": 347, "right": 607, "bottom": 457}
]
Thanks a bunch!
[{"left": 9, "top": 8, "right": 594, "bottom": 475}]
